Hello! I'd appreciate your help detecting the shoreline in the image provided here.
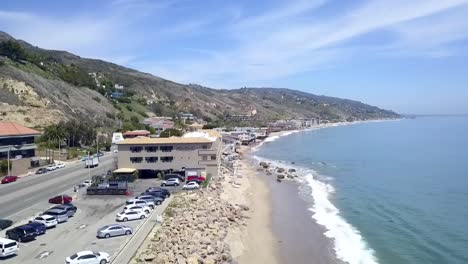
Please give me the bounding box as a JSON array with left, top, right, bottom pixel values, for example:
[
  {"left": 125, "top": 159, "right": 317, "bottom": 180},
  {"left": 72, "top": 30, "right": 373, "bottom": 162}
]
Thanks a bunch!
[{"left": 238, "top": 147, "right": 339, "bottom": 264}]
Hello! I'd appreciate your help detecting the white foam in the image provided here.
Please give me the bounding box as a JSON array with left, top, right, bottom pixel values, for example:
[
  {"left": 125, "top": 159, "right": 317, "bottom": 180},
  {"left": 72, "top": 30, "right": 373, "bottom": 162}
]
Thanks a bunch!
[
  {"left": 304, "top": 173, "right": 378, "bottom": 264},
  {"left": 251, "top": 155, "right": 378, "bottom": 264}
]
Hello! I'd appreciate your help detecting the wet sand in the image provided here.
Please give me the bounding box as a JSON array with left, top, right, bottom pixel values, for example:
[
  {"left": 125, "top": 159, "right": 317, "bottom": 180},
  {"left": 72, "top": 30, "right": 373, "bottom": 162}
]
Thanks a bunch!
[{"left": 243, "top": 154, "right": 339, "bottom": 264}]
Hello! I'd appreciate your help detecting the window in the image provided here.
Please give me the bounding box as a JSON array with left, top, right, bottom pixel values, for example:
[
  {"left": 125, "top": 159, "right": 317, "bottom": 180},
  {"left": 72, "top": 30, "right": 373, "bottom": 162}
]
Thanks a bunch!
[
  {"left": 130, "top": 157, "right": 143, "bottom": 163},
  {"left": 145, "top": 157, "right": 158, "bottom": 163},
  {"left": 202, "top": 155, "right": 207, "bottom": 161},
  {"left": 145, "top": 146, "right": 158, "bottom": 152},
  {"left": 130, "top": 146, "right": 143, "bottom": 153},
  {"left": 202, "top": 145, "right": 208, "bottom": 149},
  {"left": 211, "top": 155, "right": 217, "bottom": 160},
  {"left": 160, "top": 156, "right": 174, "bottom": 163},
  {"left": 160, "top": 146, "right": 173, "bottom": 152}
]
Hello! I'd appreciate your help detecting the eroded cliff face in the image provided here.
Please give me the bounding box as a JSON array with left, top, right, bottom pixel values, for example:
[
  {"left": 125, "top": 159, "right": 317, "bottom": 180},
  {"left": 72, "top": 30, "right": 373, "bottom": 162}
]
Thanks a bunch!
[{"left": 0, "top": 77, "right": 66, "bottom": 128}]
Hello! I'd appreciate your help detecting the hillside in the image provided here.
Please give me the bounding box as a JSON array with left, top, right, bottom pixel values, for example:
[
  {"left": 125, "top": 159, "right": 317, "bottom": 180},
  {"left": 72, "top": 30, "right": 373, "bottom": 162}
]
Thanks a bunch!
[{"left": 0, "top": 31, "right": 399, "bottom": 129}]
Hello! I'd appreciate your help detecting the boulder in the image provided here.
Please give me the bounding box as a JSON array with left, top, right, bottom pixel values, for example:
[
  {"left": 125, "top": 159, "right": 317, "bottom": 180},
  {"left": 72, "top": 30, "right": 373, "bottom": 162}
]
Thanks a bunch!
[
  {"left": 238, "top": 204, "right": 250, "bottom": 211},
  {"left": 277, "top": 167, "right": 285, "bottom": 173},
  {"left": 288, "top": 168, "right": 296, "bottom": 173},
  {"left": 277, "top": 174, "right": 285, "bottom": 179}
]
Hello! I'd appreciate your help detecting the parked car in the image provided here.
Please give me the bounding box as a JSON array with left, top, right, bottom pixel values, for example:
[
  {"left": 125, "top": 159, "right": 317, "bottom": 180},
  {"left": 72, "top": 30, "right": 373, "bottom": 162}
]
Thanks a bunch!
[
  {"left": 123, "top": 205, "right": 151, "bottom": 214},
  {"left": 96, "top": 224, "right": 132, "bottom": 239},
  {"left": 46, "top": 164, "right": 58, "bottom": 171},
  {"left": 26, "top": 222, "right": 46, "bottom": 236},
  {"left": 36, "top": 168, "right": 48, "bottom": 174},
  {"left": 146, "top": 187, "right": 171, "bottom": 198},
  {"left": 135, "top": 195, "right": 163, "bottom": 205},
  {"left": 0, "top": 219, "right": 13, "bottom": 230},
  {"left": 5, "top": 225, "right": 37, "bottom": 242},
  {"left": 52, "top": 204, "right": 77, "bottom": 217},
  {"left": 187, "top": 175, "right": 206, "bottom": 183},
  {"left": 56, "top": 162, "right": 65, "bottom": 169},
  {"left": 82, "top": 180, "right": 93, "bottom": 187},
  {"left": 30, "top": 215, "right": 57, "bottom": 228},
  {"left": 1, "top": 176, "right": 18, "bottom": 184},
  {"left": 126, "top": 199, "right": 155, "bottom": 209},
  {"left": 161, "top": 178, "right": 180, "bottom": 187},
  {"left": 164, "top": 173, "right": 185, "bottom": 182},
  {"left": 142, "top": 191, "right": 167, "bottom": 200},
  {"left": 49, "top": 194, "right": 73, "bottom": 204},
  {"left": 116, "top": 210, "right": 147, "bottom": 222},
  {"left": 65, "top": 250, "right": 110, "bottom": 264},
  {"left": 43, "top": 208, "right": 69, "bottom": 223},
  {"left": 0, "top": 238, "right": 18, "bottom": 258},
  {"left": 183, "top": 181, "right": 200, "bottom": 190}
]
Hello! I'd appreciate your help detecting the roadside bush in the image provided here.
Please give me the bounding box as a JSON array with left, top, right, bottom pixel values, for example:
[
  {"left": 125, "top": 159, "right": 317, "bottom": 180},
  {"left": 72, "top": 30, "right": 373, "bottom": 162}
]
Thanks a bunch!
[
  {"left": 0, "top": 160, "right": 11, "bottom": 175},
  {"left": 202, "top": 173, "right": 212, "bottom": 188}
]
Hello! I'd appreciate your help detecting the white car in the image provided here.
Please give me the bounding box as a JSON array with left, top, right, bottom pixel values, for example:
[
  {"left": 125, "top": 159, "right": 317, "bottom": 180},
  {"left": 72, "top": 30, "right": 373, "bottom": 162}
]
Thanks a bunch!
[
  {"left": 123, "top": 205, "right": 151, "bottom": 214},
  {"left": 46, "top": 164, "right": 58, "bottom": 171},
  {"left": 56, "top": 162, "right": 65, "bottom": 169},
  {"left": 82, "top": 180, "right": 93, "bottom": 187},
  {"left": 183, "top": 181, "right": 200, "bottom": 190},
  {"left": 116, "top": 210, "right": 147, "bottom": 222},
  {"left": 161, "top": 178, "right": 180, "bottom": 186},
  {"left": 66, "top": 250, "right": 110, "bottom": 264},
  {"left": 126, "top": 199, "right": 155, "bottom": 209},
  {"left": 31, "top": 214, "right": 58, "bottom": 228}
]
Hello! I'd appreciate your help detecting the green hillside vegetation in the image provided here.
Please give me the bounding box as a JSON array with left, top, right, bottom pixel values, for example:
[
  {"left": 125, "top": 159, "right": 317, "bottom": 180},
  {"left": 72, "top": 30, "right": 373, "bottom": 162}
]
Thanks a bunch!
[{"left": 0, "top": 31, "right": 400, "bottom": 131}]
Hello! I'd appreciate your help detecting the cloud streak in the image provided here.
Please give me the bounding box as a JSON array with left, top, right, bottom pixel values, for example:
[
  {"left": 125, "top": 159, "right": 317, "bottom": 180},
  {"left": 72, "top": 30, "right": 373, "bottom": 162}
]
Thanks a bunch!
[{"left": 1, "top": 0, "right": 468, "bottom": 89}]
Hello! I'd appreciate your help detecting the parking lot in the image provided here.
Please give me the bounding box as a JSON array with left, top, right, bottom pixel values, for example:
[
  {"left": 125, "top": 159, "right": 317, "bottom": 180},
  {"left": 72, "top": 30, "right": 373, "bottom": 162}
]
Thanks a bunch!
[{"left": 0, "top": 178, "right": 180, "bottom": 264}]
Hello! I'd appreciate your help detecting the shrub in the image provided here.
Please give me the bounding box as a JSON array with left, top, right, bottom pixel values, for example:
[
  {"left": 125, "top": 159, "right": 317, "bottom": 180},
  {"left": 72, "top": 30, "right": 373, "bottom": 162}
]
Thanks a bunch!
[{"left": 92, "top": 96, "right": 101, "bottom": 102}]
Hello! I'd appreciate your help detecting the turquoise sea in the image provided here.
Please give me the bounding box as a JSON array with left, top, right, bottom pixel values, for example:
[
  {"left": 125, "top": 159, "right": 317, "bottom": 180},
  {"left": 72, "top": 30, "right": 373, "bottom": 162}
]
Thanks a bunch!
[{"left": 253, "top": 117, "right": 468, "bottom": 264}]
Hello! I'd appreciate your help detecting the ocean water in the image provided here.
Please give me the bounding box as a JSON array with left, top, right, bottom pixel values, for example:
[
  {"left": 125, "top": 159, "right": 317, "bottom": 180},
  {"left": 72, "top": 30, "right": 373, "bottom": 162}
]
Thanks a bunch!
[{"left": 253, "top": 117, "right": 468, "bottom": 264}]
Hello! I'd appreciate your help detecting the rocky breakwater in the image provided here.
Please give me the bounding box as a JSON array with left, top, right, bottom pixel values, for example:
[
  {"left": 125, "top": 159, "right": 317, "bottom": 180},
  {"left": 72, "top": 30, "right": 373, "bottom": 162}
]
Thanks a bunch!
[
  {"left": 258, "top": 161, "right": 298, "bottom": 182},
  {"left": 135, "top": 186, "right": 249, "bottom": 264}
]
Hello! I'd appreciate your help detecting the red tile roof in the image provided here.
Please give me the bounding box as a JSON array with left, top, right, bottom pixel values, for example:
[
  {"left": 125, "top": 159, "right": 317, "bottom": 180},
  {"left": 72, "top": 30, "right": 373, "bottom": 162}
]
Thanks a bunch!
[
  {"left": 123, "top": 130, "right": 150, "bottom": 136},
  {"left": 0, "top": 122, "right": 41, "bottom": 137}
]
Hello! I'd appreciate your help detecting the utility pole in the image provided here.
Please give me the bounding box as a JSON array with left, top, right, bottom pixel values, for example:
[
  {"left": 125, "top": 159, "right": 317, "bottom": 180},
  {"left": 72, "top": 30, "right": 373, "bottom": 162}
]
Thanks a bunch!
[
  {"left": 96, "top": 134, "right": 99, "bottom": 160},
  {"left": 88, "top": 151, "right": 91, "bottom": 183},
  {"left": 7, "top": 147, "right": 10, "bottom": 176}
]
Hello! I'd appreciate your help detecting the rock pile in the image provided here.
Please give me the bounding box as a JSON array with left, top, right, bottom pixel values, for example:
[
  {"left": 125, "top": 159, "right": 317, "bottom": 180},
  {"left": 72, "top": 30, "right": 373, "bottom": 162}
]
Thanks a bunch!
[{"left": 136, "top": 188, "right": 248, "bottom": 264}]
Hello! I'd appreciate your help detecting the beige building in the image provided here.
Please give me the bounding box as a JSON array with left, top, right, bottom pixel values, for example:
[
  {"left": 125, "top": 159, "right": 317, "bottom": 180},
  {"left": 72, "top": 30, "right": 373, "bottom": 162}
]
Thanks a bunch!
[{"left": 116, "top": 130, "right": 222, "bottom": 178}]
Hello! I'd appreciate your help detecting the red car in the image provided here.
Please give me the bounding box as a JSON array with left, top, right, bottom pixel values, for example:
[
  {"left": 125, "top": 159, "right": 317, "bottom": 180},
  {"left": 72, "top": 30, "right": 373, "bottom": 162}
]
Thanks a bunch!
[
  {"left": 1, "top": 175, "right": 18, "bottom": 184},
  {"left": 48, "top": 195, "right": 73, "bottom": 204},
  {"left": 187, "top": 175, "right": 206, "bottom": 183}
]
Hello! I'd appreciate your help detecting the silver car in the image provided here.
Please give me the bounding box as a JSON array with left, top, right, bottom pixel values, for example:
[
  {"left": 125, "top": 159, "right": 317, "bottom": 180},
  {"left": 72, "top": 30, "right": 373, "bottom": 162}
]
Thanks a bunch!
[
  {"left": 135, "top": 195, "right": 163, "bottom": 205},
  {"left": 44, "top": 208, "right": 69, "bottom": 223},
  {"left": 97, "top": 224, "right": 133, "bottom": 238}
]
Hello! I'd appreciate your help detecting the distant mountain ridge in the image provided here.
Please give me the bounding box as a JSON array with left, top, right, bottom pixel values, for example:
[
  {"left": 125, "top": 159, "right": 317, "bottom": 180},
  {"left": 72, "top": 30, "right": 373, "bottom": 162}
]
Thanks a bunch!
[{"left": 0, "top": 31, "right": 399, "bottom": 129}]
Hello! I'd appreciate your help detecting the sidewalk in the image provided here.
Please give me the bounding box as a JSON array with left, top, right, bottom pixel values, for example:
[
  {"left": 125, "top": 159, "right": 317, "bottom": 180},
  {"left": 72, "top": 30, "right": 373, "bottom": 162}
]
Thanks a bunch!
[{"left": 111, "top": 196, "right": 173, "bottom": 264}]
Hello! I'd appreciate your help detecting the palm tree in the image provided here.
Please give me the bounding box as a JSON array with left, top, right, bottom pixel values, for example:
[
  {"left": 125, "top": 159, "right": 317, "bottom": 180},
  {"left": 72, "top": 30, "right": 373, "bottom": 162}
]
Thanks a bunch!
[{"left": 44, "top": 125, "right": 67, "bottom": 162}]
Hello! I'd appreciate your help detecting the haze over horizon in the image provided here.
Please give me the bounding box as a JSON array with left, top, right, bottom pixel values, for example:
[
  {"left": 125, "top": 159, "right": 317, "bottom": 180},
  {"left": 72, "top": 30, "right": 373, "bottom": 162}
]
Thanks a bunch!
[{"left": 1, "top": 0, "right": 468, "bottom": 115}]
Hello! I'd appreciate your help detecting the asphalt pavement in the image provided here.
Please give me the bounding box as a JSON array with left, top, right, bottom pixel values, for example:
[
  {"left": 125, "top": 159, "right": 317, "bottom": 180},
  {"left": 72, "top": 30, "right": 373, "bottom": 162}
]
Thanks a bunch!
[{"left": 0, "top": 154, "right": 117, "bottom": 223}]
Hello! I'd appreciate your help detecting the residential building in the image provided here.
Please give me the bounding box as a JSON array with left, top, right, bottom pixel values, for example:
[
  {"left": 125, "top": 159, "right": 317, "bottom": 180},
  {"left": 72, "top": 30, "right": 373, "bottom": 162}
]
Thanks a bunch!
[
  {"left": 0, "top": 122, "right": 41, "bottom": 175},
  {"left": 116, "top": 130, "right": 222, "bottom": 178},
  {"left": 123, "top": 130, "right": 151, "bottom": 138},
  {"left": 142, "top": 117, "right": 174, "bottom": 134}
]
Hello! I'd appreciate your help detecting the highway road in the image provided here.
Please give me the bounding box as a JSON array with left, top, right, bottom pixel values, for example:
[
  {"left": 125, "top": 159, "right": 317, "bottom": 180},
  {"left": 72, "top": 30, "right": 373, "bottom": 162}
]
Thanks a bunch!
[{"left": 0, "top": 153, "right": 117, "bottom": 222}]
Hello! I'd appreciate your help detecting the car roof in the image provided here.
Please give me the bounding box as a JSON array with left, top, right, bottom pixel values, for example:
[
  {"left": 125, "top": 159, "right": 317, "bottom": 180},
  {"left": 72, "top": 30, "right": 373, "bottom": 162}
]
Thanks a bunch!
[
  {"left": 0, "top": 237, "right": 17, "bottom": 244},
  {"left": 16, "top": 225, "right": 35, "bottom": 230},
  {"left": 46, "top": 208, "right": 66, "bottom": 213},
  {"left": 75, "top": 250, "right": 95, "bottom": 256},
  {"left": 37, "top": 214, "right": 55, "bottom": 219}
]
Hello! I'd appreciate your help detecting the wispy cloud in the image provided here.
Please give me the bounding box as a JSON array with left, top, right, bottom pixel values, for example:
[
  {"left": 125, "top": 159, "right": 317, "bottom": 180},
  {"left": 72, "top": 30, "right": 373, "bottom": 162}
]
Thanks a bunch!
[
  {"left": 1, "top": 0, "right": 468, "bottom": 89},
  {"left": 142, "top": 0, "right": 468, "bottom": 87}
]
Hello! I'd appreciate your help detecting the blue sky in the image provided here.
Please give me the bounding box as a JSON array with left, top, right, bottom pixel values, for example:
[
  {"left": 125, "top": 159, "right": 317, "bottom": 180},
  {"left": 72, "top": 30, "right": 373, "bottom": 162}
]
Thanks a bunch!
[{"left": 1, "top": 0, "right": 468, "bottom": 114}]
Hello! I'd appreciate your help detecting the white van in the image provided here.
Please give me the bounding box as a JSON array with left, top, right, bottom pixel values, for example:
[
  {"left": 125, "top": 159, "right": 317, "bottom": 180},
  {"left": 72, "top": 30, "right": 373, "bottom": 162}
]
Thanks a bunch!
[{"left": 0, "top": 238, "right": 18, "bottom": 258}]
